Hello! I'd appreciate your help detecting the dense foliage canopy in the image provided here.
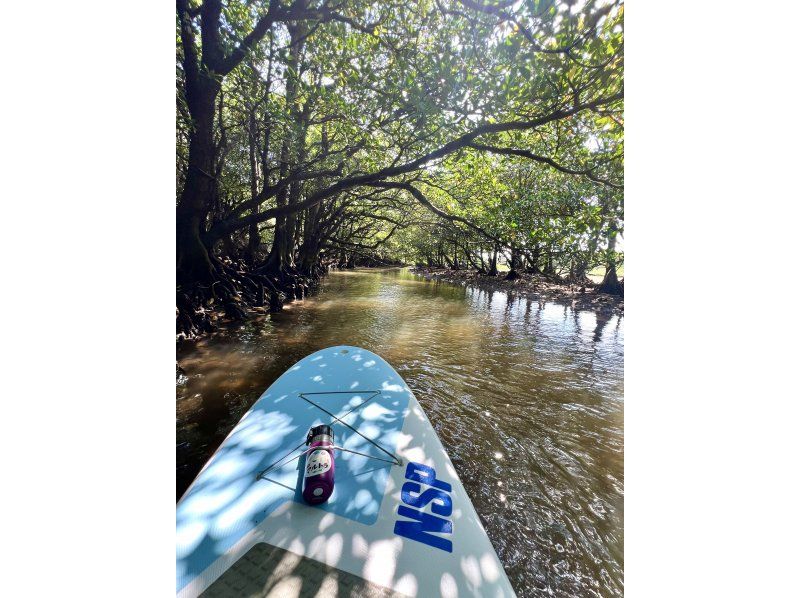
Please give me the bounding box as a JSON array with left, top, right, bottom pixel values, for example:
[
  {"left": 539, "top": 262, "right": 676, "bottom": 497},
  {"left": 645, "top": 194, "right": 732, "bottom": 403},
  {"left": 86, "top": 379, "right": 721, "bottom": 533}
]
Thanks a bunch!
[{"left": 176, "top": 0, "right": 623, "bottom": 334}]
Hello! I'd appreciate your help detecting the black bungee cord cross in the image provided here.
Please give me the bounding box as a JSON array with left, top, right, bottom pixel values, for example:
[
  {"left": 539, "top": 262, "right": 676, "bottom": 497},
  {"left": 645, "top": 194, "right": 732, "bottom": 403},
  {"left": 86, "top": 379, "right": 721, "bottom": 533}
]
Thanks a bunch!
[{"left": 256, "top": 390, "right": 403, "bottom": 501}]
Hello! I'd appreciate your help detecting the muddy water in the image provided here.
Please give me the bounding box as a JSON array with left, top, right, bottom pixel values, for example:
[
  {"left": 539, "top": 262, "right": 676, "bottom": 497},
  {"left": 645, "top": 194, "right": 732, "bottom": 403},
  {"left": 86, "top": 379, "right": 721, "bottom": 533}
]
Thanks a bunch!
[{"left": 177, "top": 268, "right": 624, "bottom": 597}]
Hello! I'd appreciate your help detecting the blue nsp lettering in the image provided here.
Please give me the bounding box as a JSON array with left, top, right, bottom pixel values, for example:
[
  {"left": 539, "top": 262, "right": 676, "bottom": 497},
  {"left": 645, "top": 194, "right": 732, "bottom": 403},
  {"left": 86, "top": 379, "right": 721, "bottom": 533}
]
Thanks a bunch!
[{"left": 393, "top": 462, "right": 453, "bottom": 552}]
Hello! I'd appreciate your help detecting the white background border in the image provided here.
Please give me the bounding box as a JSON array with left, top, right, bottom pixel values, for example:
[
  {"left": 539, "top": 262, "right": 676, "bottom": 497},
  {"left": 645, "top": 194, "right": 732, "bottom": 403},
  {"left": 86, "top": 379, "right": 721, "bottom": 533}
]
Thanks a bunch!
[
  {"left": 2, "top": 0, "right": 175, "bottom": 595},
  {"left": 2, "top": 0, "right": 799, "bottom": 595}
]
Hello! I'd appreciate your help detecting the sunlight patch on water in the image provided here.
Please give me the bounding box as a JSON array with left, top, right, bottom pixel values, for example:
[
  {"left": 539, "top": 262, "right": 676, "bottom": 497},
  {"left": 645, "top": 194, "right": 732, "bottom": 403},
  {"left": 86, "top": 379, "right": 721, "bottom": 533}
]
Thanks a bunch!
[{"left": 176, "top": 267, "right": 624, "bottom": 597}]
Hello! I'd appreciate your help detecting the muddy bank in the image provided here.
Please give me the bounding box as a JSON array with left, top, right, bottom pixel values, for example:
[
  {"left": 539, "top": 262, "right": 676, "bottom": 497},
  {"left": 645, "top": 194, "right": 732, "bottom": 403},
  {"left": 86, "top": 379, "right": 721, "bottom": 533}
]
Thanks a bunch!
[
  {"left": 411, "top": 267, "right": 623, "bottom": 315},
  {"left": 176, "top": 261, "right": 407, "bottom": 343}
]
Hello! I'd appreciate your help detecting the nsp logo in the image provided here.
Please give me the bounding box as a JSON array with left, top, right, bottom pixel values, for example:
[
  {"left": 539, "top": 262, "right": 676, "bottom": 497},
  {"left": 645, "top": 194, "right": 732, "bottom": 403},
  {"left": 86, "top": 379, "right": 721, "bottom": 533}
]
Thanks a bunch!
[{"left": 393, "top": 462, "right": 453, "bottom": 552}]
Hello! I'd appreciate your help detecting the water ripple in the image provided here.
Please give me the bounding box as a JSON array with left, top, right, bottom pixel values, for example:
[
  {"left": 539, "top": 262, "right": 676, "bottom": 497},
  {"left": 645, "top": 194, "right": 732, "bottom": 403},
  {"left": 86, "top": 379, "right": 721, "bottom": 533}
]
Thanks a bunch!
[{"left": 176, "top": 268, "right": 623, "bottom": 597}]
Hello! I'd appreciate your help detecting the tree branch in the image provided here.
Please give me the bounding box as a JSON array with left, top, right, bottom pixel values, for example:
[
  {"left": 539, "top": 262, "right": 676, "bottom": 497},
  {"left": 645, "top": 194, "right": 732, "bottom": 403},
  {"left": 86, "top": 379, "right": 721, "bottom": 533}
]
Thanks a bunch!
[
  {"left": 367, "top": 181, "right": 501, "bottom": 244},
  {"left": 467, "top": 142, "right": 623, "bottom": 188},
  {"left": 219, "top": 0, "right": 281, "bottom": 75},
  {"left": 206, "top": 89, "right": 623, "bottom": 241}
]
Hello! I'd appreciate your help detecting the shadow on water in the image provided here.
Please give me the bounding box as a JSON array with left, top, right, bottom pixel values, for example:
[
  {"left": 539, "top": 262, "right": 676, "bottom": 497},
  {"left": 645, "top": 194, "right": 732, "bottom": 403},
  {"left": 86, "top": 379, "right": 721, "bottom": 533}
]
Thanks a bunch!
[{"left": 177, "top": 267, "right": 624, "bottom": 597}]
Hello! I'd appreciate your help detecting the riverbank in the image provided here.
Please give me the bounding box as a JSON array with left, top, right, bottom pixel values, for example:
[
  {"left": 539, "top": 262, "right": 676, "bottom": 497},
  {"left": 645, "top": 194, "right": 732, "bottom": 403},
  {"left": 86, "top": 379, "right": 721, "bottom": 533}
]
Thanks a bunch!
[
  {"left": 410, "top": 267, "right": 623, "bottom": 314},
  {"left": 176, "top": 262, "right": 403, "bottom": 342},
  {"left": 177, "top": 264, "right": 623, "bottom": 343}
]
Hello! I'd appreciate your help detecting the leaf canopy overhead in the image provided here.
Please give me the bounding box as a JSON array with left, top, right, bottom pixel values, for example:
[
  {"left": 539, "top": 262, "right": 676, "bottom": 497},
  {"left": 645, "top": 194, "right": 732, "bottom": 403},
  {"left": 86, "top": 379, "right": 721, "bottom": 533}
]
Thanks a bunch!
[{"left": 177, "top": 0, "right": 623, "bottom": 278}]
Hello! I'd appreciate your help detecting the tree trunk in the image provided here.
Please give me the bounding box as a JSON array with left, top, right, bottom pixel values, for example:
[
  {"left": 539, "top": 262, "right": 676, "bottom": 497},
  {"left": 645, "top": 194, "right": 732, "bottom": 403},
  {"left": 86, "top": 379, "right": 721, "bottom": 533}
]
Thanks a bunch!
[
  {"left": 299, "top": 201, "right": 322, "bottom": 277},
  {"left": 598, "top": 266, "right": 622, "bottom": 295},
  {"left": 176, "top": 74, "right": 219, "bottom": 285},
  {"left": 263, "top": 22, "right": 306, "bottom": 276},
  {"left": 525, "top": 245, "right": 541, "bottom": 274},
  {"left": 487, "top": 243, "right": 499, "bottom": 276},
  {"left": 597, "top": 223, "right": 623, "bottom": 295},
  {"left": 263, "top": 127, "right": 295, "bottom": 274},
  {"left": 505, "top": 247, "right": 522, "bottom": 280},
  {"left": 543, "top": 248, "right": 556, "bottom": 277},
  {"left": 244, "top": 108, "right": 261, "bottom": 265},
  {"left": 176, "top": 209, "right": 214, "bottom": 284},
  {"left": 569, "top": 258, "right": 589, "bottom": 284}
]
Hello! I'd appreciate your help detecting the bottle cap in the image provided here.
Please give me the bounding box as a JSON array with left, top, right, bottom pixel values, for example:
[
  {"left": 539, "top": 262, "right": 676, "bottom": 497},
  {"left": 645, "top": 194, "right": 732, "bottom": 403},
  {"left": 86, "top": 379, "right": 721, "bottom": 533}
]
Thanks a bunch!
[{"left": 306, "top": 424, "right": 334, "bottom": 445}]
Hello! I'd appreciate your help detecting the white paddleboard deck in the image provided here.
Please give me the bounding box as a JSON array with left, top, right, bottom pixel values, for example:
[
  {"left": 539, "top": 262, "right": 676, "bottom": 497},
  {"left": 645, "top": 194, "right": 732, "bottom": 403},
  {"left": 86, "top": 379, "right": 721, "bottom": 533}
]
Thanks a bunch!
[{"left": 177, "top": 346, "right": 516, "bottom": 597}]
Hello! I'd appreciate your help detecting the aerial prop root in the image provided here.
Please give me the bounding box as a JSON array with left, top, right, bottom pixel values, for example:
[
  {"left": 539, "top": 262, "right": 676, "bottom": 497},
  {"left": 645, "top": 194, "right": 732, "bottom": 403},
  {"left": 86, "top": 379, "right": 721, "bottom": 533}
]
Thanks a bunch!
[{"left": 176, "top": 256, "right": 322, "bottom": 340}]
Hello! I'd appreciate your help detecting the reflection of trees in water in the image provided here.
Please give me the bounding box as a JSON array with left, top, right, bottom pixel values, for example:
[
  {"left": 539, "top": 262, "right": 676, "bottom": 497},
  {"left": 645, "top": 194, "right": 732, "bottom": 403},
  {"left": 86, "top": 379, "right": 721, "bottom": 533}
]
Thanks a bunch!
[
  {"left": 593, "top": 311, "right": 613, "bottom": 343},
  {"left": 176, "top": 270, "right": 624, "bottom": 595},
  {"left": 613, "top": 313, "right": 623, "bottom": 343},
  {"left": 567, "top": 304, "right": 614, "bottom": 346}
]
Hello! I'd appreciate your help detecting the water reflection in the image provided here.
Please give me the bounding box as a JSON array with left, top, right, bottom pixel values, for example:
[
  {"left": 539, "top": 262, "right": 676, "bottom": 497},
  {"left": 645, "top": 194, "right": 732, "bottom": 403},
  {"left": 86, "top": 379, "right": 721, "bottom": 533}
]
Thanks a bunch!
[{"left": 177, "top": 267, "right": 624, "bottom": 597}]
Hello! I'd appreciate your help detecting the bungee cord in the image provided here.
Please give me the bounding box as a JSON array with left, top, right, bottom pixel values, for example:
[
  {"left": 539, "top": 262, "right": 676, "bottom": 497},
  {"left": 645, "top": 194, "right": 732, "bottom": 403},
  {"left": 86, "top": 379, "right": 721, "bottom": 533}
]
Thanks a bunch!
[{"left": 256, "top": 390, "right": 402, "bottom": 482}]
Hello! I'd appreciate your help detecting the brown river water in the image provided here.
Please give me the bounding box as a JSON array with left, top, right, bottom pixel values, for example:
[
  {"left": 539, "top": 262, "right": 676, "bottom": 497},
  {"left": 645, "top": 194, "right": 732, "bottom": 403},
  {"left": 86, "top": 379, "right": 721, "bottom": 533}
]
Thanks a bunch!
[{"left": 177, "top": 267, "right": 624, "bottom": 597}]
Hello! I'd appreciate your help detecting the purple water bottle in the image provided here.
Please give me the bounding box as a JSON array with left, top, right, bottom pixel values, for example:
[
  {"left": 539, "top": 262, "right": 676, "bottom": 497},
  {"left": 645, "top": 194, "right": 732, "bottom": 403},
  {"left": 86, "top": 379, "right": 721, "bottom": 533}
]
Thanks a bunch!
[{"left": 302, "top": 425, "right": 335, "bottom": 504}]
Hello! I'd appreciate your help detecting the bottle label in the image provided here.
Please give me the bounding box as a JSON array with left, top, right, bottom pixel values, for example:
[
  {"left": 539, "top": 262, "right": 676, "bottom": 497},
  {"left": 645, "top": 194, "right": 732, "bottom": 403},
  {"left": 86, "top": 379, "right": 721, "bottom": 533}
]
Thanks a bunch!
[{"left": 305, "top": 449, "right": 331, "bottom": 477}]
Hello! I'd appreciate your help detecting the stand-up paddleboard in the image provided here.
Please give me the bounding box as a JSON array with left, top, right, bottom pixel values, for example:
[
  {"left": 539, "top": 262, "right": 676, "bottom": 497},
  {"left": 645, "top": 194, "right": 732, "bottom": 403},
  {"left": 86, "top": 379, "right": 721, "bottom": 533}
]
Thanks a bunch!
[{"left": 177, "top": 346, "right": 516, "bottom": 597}]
